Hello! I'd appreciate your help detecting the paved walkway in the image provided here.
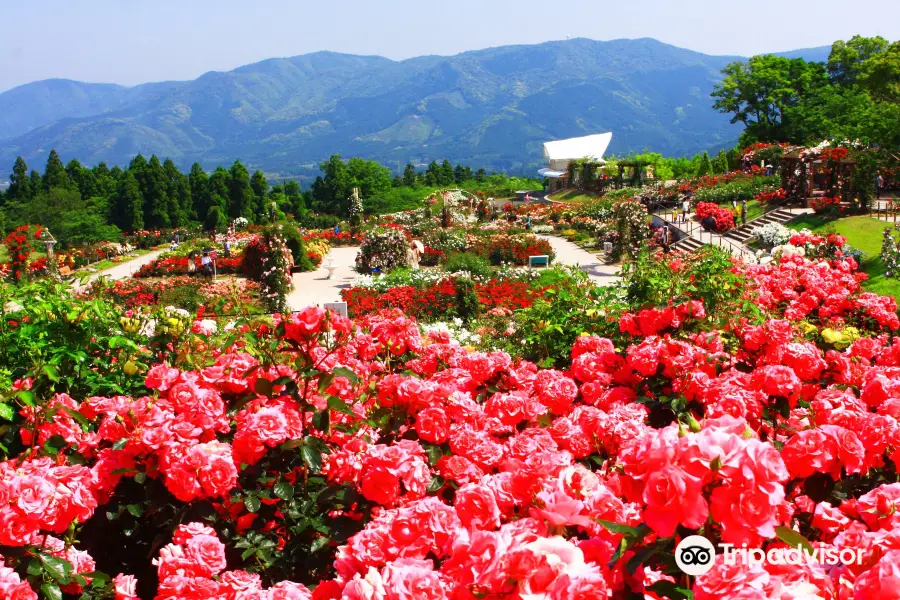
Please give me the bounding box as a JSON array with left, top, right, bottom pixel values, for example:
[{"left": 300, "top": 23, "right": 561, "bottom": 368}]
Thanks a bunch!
[
  {"left": 286, "top": 246, "right": 360, "bottom": 311},
  {"left": 536, "top": 235, "right": 620, "bottom": 285},
  {"left": 72, "top": 248, "right": 167, "bottom": 291}
]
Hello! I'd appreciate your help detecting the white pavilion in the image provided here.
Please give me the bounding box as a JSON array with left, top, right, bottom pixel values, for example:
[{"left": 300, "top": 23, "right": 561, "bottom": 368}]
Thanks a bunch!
[{"left": 538, "top": 132, "right": 613, "bottom": 192}]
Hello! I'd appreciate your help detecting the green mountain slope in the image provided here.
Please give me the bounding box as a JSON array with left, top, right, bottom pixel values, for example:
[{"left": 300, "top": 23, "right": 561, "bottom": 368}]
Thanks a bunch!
[{"left": 0, "top": 39, "right": 831, "bottom": 176}]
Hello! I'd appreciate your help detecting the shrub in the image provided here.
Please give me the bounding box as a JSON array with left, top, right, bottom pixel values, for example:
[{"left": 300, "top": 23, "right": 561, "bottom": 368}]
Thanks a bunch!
[
  {"left": 356, "top": 227, "right": 410, "bottom": 273},
  {"left": 279, "top": 222, "right": 315, "bottom": 272},
  {"left": 695, "top": 202, "right": 735, "bottom": 231},
  {"left": 471, "top": 234, "right": 555, "bottom": 266},
  {"left": 443, "top": 252, "right": 492, "bottom": 278},
  {"left": 752, "top": 222, "right": 793, "bottom": 248},
  {"left": 158, "top": 285, "right": 205, "bottom": 311},
  {"left": 693, "top": 176, "right": 780, "bottom": 204},
  {"left": 454, "top": 277, "right": 481, "bottom": 322}
]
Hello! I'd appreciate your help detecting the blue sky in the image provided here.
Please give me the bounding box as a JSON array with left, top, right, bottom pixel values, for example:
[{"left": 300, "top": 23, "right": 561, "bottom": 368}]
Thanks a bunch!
[{"left": 1, "top": 0, "right": 898, "bottom": 91}]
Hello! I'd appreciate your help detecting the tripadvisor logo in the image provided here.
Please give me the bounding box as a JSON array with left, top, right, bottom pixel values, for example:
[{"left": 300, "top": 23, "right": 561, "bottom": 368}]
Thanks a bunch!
[
  {"left": 675, "top": 535, "right": 716, "bottom": 576},
  {"left": 675, "top": 535, "right": 867, "bottom": 576}
]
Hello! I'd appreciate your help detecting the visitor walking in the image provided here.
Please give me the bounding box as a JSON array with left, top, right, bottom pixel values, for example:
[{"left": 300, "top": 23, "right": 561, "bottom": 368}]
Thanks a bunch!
[
  {"left": 201, "top": 251, "right": 212, "bottom": 277},
  {"left": 223, "top": 239, "right": 231, "bottom": 259},
  {"left": 877, "top": 174, "right": 885, "bottom": 200},
  {"left": 525, "top": 216, "right": 532, "bottom": 231},
  {"left": 681, "top": 197, "right": 690, "bottom": 222},
  {"left": 661, "top": 226, "right": 671, "bottom": 253},
  {"left": 406, "top": 240, "right": 420, "bottom": 270},
  {"left": 334, "top": 224, "right": 340, "bottom": 236},
  {"left": 740, "top": 200, "right": 747, "bottom": 226}
]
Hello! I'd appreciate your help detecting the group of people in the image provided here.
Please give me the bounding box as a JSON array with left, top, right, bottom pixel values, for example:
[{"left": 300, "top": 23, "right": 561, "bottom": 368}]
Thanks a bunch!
[{"left": 171, "top": 231, "right": 225, "bottom": 278}]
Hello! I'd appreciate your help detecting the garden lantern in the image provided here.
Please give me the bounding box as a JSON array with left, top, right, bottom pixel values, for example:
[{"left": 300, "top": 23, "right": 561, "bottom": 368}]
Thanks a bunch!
[{"left": 40, "top": 229, "right": 59, "bottom": 279}]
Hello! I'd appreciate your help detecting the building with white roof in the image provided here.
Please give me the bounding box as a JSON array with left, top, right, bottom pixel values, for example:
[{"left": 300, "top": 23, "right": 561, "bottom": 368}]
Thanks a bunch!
[{"left": 538, "top": 132, "right": 613, "bottom": 192}]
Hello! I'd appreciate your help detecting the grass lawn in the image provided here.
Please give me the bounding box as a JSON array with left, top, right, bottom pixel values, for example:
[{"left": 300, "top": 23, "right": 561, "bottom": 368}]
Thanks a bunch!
[
  {"left": 0, "top": 247, "right": 46, "bottom": 263},
  {"left": 786, "top": 214, "right": 900, "bottom": 299},
  {"left": 549, "top": 189, "right": 603, "bottom": 204}
]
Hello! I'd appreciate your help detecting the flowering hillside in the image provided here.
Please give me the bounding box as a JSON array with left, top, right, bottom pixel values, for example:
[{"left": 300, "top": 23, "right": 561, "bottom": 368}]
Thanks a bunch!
[{"left": 2, "top": 238, "right": 900, "bottom": 598}]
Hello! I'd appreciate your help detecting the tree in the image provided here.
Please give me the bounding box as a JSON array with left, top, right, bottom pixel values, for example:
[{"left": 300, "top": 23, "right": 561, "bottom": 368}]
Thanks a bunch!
[
  {"left": 859, "top": 41, "right": 900, "bottom": 103},
  {"left": 189, "top": 163, "right": 212, "bottom": 222},
  {"left": 283, "top": 180, "right": 304, "bottom": 214},
  {"left": 402, "top": 164, "right": 418, "bottom": 187},
  {"left": 475, "top": 168, "right": 487, "bottom": 183},
  {"left": 696, "top": 152, "right": 713, "bottom": 177},
  {"left": 712, "top": 55, "right": 828, "bottom": 142},
  {"left": 711, "top": 150, "right": 729, "bottom": 174},
  {"left": 43, "top": 149, "right": 71, "bottom": 190},
  {"left": 228, "top": 161, "right": 254, "bottom": 220},
  {"left": 142, "top": 155, "right": 170, "bottom": 228},
  {"left": 313, "top": 155, "right": 352, "bottom": 215},
  {"left": 347, "top": 157, "right": 392, "bottom": 203},
  {"left": 424, "top": 161, "right": 440, "bottom": 187},
  {"left": 67, "top": 159, "right": 98, "bottom": 200},
  {"left": 828, "top": 35, "right": 890, "bottom": 85},
  {"left": 454, "top": 164, "right": 473, "bottom": 184},
  {"left": 7, "top": 157, "right": 32, "bottom": 202},
  {"left": 439, "top": 160, "right": 455, "bottom": 186},
  {"left": 29, "top": 170, "right": 42, "bottom": 193},
  {"left": 164, "top": 158, "right": 190, "bottom": 226},
  {"left": 92, "top": 162, "right": 117, "bottom": 198},
  {"left": 113, "top": 171, "right": 144, "bottom": 231},
  {"left": 250, "top": 171, "right": 269, "bottom": 221}
]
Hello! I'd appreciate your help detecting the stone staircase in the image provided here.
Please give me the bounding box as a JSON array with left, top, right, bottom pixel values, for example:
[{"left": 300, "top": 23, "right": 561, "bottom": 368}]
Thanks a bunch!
[{"left": 723, "top": 208, "right": 798, "bottom": 245}]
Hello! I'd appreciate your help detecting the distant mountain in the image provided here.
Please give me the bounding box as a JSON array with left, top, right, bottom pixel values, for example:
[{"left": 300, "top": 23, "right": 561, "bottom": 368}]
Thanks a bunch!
[
  {"left": 773, "top": 46, "right": 832, "bottom": 63},
  {"left": 0, "top": 38, "right": 830, "bottom": 178}
]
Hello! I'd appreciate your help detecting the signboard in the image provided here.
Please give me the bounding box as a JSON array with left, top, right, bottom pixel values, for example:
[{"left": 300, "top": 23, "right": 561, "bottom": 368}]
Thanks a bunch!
[
  {"left": 528, "top": 255, "right": 550, "bottom": 270},
  {"left": 324, "top": 302, "right": 348, "bottom": 318}
]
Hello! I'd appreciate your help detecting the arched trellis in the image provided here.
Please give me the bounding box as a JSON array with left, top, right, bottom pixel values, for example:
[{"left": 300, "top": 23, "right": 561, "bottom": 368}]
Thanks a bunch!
[{"left": 781, "top": 147, "right": 856, "bottom": 206}]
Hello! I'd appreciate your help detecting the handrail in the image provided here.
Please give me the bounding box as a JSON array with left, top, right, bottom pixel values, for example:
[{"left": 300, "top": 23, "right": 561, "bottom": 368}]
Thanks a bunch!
[{"left": 648, "top": 200, "right": 755, "bottom": 259}]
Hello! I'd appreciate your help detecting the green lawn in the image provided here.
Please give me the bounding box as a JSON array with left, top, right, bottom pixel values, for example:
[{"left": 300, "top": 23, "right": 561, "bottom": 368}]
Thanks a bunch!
[
  {"left": 548, "top": 189, "right": 603, "bottom": 204},
  {"left": 787, "top": 214, "right": 900, "bottom": 299}
]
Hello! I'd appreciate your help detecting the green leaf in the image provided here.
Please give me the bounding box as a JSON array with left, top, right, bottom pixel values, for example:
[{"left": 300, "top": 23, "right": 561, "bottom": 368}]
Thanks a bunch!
[
  {"left": 647, "top": 581, "right": 694, "bottom": 600},
  {"left": 42, "top": 364, "right": 60, "bottom": 382},
  {"left": 775, "top": 525, "right": 814, "bottom": 554},
  {"left": 310, "top": 536, "right": 330, "bottom": 553},
  {"left": 274, "top": 482, "right": 294, "bottom": 500},
  {"left": 85, "top": 571, "right": 110, "bottom": 588},
  {"left": 427, "top": 475, "right": 445, "bottom": 493},
  {"left": 424, "top": 444, "right": 444, "bottom": 467},
  {"left": 38, "top": 554, "right": 72, "bottom": 583},
  {"left": 332, "top": 366, "right": 360, "bottom": 384},
  {"left": 0, "top": 403, "right": 13, "bottom": 421},
  {"left": 63, "top": 407, "right": 90, "bottom": 428},
  {"left": 595, "top": 519, "right": 644, "bottom": 537},
  {"left": 244, "top": 496, "right": 261, "bottom": 513},
  {"left": 17, "top": 390, "right": 35, "bottom": 406},
  {"left": 27, "top": 559, "right": 42, "bottom": 576},
  {"left": 112, "top": 438, "right": 128, "bottom": 450},
  {"left": 301, "top": 444, "right": 322, "bottom": 473},
  {"left": 254, "top": 378, "right": 274, "bottom": 398},
  {"left": 312, "top": 410, "right": 330, "bottom": 433},
  {"left": 41, "top": 583, "right": 63, "bottom": 600},
  {"left": 317, "top": 373, "right": 335, "bottom": 393},
  {"left": 326, "top": 395, "right": 354, "bottom": 416},
  {"left": 126, "top": 504, "right": 143, "bottom": 517}
]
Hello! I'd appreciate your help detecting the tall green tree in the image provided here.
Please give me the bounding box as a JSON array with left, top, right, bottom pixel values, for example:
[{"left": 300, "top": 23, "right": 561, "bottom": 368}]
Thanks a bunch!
[
  {"left": 250, "top": 170, "right": 269, "bottom": 220},
  {"left": 696, "top": 152, "right": 713, "bottom": 177},
  {"left": 439, "top": 160, "right": 455, "bottom": 186},
  {"left": 7, "top": 157, "right": 32, "bottom": 202},
  {"left": 66, "top": 159, "right": 98, "bottom": 199},
  {"left": 189, "top": 163, "right": 212, "bottom": 223},
  {"left": 140, "top": 155, "right": 170, "bottom": 228},
  {"left": 163, "top": 158, "right": 190, "bottom": 226},
  {"left": 859, "top": 41, "right": 900, "bottom": 103},
  {"left": 29, "top": 170, "right": 42, "bottom": 193},
  {"left": 402, "top": 164, "right": 418, "bottom": 187},
  {"left": 228, "top": 161, "right": 254, "bottom": 220},
  {"left": 114, "top": 171, "right": 144, "bottom": 232},
  {"left": 43, "top": 149, "right": 71, "bottom": 190},
  {"left": 828, "top": 35, "right": 890, "bottom": 85},
  {"left": 712, "top": 55, "right": 828, "bottom": 142}
]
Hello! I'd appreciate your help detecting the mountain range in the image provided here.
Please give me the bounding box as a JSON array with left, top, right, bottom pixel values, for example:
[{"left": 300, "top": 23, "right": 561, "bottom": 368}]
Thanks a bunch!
[{"left": 0, "top": 38, "right": 832, "bottom": 179}]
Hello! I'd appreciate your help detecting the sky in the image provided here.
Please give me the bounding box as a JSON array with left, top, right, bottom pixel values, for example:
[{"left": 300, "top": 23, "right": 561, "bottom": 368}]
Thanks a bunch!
[{"left": 1, "top": 0, "right": 899, "bottom": 91}]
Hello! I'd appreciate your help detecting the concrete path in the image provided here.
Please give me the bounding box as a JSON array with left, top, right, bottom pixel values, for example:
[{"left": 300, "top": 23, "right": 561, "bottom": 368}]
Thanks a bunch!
[
  {"left": 72, "top": 248, "right": 167, "bottom": 291},
  {"left": 286, "top": 246, "right": 360, "bottom": 311},
  {"left": 536, "top": 235, "right": 620, "bottom": 285}
]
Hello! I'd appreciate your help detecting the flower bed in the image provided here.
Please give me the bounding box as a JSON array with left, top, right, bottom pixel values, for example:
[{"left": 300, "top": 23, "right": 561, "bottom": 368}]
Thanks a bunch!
[
  {"left": 133, "top": 255, "right": 245, "bottom": 278},
  {"left": 91, "top": 276, "right": 262, "bottom": 313},
  {"left": 471, "top": 234, "right": 555, "bottom": 265},
  {"left": 342, "top": 276, "right": 539, "bottom": 320},
  {"left": 7, "top": 248, "right": 900, "bottom": 598},
  {"left": 695, "top": 201, "right": 735, "bottom": 231}
]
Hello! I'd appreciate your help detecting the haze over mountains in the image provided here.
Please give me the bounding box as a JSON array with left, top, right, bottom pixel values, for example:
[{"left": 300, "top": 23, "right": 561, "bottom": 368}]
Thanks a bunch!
[{"left": 0, "top": 38, "right": 831, "bottom": 179}]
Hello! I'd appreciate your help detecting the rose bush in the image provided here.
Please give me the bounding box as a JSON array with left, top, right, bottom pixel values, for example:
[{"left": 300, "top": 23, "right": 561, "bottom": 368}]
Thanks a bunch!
[{"left": 2, "top": 247, "right": 900, "bottom": 599}]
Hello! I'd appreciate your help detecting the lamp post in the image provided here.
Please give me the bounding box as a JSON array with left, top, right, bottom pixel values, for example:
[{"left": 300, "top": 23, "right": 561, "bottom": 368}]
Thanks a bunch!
[{"left": 40, "top": 229, "right": 58, "bottom": 280}]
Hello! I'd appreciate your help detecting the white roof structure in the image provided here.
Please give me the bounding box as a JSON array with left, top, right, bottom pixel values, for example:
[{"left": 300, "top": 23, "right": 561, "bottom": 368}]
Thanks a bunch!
[{"left": 542, "top": 133, "right": 613, "bottom": 172}]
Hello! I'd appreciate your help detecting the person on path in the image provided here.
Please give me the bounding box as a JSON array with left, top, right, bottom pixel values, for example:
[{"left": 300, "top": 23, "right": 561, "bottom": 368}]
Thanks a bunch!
[
  {"left": 740, "top": 200, "right": 747, "bottom": 226},
  {"left": 682, "top": 197, "right": 690, "bottom": 222},
  {"left": 525, "top": 216, "right": 532, "bottom": 231},
  {"left": 406, "top": 240, "right": 420, "bottom": 270},
  {"left": 223, "top": 239, "right": 231, "bottom": 259},
  {"left": 334, "top": 224, "right": 340, "bottom": 235},
  {"left": 877, "top": 174, "right": 885, "bottom": 200},
  {"left": 661, "top": 226, "right": 671, "bottom": 253},
  {"left": 201, "top": 252, "right": 211, "bottom": 277}
]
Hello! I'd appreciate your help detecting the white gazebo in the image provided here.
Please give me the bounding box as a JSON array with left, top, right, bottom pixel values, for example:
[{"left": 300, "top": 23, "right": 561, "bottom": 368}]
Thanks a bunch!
[{"left": 538, "top": 132, "right": 613, "bottom": 192}]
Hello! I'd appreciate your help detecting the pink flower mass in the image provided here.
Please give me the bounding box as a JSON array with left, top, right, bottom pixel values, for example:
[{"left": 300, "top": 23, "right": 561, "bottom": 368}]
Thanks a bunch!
[{"left": 4, "top": 250, "right": 900, "bottom": 599}]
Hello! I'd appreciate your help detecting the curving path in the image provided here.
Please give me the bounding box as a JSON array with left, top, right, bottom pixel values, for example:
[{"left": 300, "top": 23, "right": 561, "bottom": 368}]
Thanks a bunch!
[
  {"left": 286, "top": 246, "right": 361, "bottom": 311},
  {"left": 71, "top": 248, "right": 168, "bottom": 291},
  {"left": 536, "top": 235, "right": 620, "bottom": 285},
  {"left": 286, "top": 237, "right": 620, "bottom": 311}
]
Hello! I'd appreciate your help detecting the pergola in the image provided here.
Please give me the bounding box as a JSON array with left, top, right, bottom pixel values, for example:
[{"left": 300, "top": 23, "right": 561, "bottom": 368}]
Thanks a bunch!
[
  {"left": 539, "top": 133, "right": 613, "bottom": 192},
  {"left": 781, "top": 149, "right": 856, "bottom": 204}
]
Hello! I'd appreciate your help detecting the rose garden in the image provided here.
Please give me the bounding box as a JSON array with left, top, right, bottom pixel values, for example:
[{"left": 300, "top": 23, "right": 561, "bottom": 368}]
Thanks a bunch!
[{"left": 2, "top": 32, "right": 900, "bottom": 598}]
